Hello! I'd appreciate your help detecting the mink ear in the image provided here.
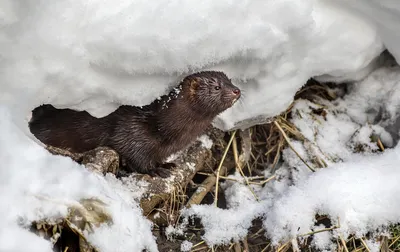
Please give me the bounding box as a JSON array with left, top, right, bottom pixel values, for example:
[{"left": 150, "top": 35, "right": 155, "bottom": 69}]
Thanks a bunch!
[
  {"left": 190, "top": 79, "right": 199, "bottom": 90},
  {"left": 187, "top": 79, "right": 199, "bottom": 98}
]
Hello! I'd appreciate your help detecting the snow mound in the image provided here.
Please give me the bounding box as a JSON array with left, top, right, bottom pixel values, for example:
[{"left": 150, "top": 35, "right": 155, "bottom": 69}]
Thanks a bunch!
[
  {"left": 264, "top": 148, "right": 400, "bottom": 245},
  {"left": 1, "top": 0, "right": 384, "bottom": 131},
  {"left": 0, "top": 107, "right": 157, "bottom": 251}
]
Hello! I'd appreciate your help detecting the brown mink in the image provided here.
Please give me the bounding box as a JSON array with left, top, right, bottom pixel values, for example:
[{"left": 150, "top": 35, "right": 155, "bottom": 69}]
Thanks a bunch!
[{"left": 29, "top": 71, "right": 241, "bottom": 177}]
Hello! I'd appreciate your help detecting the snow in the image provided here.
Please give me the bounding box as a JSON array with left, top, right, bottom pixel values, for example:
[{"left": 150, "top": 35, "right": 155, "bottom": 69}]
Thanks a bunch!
[
  {"left": 311, "top": 225, "right": 334, "bottom": 251},
  {"left": 1, "top": 0, "right": 400, "bottom": 251},
  {"left": 184, "top": 61, "right": 400, "bottom": 249},
  {"left": 339, "top": 1, "right": 400, "bottom": 65},
  {"left": 0, "top": 0, "right": 385, "bottom": 132},
  {"left": 0, "top": 108, "right": 157, "bottom": 251},
  {"left": 183, "top": 202, "right": 264, "bottom": 246},
  {"left": 197, "top": 135, "right": 214, "bottom": 149},
  {"left": 264, "top": 148, "right": 400, "bottom": 244},
  {"left": 180, "top": 240, "right": 193, "bottom": 252}
]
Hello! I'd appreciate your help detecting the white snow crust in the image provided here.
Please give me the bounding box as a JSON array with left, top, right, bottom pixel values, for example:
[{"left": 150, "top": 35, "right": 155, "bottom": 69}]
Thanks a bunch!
[{"left": 1, "top": 0, "right": 400, "bottom": 251}]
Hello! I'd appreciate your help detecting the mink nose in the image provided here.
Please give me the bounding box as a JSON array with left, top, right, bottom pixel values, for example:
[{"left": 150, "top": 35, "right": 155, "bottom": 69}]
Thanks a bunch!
[{"left": 232, "top": 88, "right": 241, "bottom": 96}]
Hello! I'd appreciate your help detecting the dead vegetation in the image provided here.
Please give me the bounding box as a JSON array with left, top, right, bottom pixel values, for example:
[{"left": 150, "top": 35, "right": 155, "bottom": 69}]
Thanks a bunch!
[{"left": 29, "top": 78, "right": 400, "bottom": 252}]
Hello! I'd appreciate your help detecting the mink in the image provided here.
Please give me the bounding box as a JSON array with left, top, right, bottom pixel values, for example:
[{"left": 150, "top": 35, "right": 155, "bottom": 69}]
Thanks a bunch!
[{"left": 29, "top": 71, "right": 241, "bottom": 177}]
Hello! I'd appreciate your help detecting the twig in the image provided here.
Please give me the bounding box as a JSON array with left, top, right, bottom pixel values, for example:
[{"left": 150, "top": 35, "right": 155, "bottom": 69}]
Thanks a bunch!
[
  {"left": 258, "top": 175, "right": 276, "bottom": 185},
  {"left": 360, "top": 237, "right": 371, "bottom": 252},
  {"left": 243, "top": 237, "right": 250, "bottom": 252},
  {"left": 277, "top": 240, "right": 290, "bottom": 252},
  {"left": 260, "top": 243, "right": 270, "bottom": 252},
  {"left": 214, "top": 130, "right": 236, "bottom": 206},
  {"left": 271, "top": 139, "right": 283, "bottom": 171},
  {"left": 197, "top": 172, "right": 213, "bottom": 176},
  {"left": 297, "top": 217, "right": 340, "bottom": 238},
  {"left": 232, "top": 136, "right": 259, "bottom": 201},
  {"left": 339, "top": 235, "right": 349, "bottom": 252},
  {"left": 234, "top": 242, "right": 241, "bottom": 252},
  {"left": 291, "top": 239, "right": 300, "bottom": 252},
  {"left": 187, "top": 170, "right": 223, "bottom": 207},
  {"left": 274, "top": 120, "right": 316, "bottom": 172},
  {"left": 389, "top": 234, "right": 400, "bottom": 248},
  {"left": 297, "top": 224, "right": 339, "bottom": 237},
  {"left": 377, "top": 138, "right": 385, "bottom": 151},
  {"left": 191, "top": 241, "right": 205, "bottom": 249},
  {"left": 191, "top": 246, "right": 209, "bottom": 252},
  {"left": 250, "top": 228, "right": 264, "bottom": 238}
]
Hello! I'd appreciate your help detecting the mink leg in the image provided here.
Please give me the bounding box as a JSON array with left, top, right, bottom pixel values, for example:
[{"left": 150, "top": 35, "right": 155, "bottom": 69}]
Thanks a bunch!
[
  {"left": 125, "top": 159, "right": 171, "bottom": 178},
  {"left": 147, "top": 162, "right": 176, "bottom": 178},
  {"left": 160, "top": 162, "right": 177, "bottom": 169},
  {"left": 148, "top": 167, "right": 171, "bottom": 178}
]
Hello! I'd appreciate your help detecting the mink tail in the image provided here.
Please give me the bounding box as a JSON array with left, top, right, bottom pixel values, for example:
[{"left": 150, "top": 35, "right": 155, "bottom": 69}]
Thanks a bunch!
[
  {"left": 29, "top": 104, "right": 111, "bottom": 153},
  {"left": 29, "top": 104, "right": 58, "bottom": 124}
]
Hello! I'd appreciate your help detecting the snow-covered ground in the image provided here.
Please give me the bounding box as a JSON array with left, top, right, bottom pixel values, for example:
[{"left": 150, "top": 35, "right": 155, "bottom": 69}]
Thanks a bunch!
[
  {"left": 184, "top": 58, "right": 400, "bottom": 250},
  {"left": 1, "top": 0, "right": 400, "bottom": 251}
]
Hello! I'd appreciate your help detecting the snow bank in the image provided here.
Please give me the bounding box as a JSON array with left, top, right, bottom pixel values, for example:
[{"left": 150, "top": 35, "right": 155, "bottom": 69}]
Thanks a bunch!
[
  {"left": 0, "top": 108, "right": 158, "bottom": 251},
  {"left": 339, "top": 1, "right": 400, "bottom": 65},
  {"left": 0, "top": 0, "right": 384, "bottom": 132}
]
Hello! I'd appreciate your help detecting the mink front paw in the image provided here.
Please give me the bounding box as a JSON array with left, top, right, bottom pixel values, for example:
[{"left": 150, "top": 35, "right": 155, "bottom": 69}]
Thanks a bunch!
[
  {"left": 160, "top": 162, "right": 177, "bottom": 169},
  {"left": 149, "top": 167, "right": 171, "bottom": 178}
]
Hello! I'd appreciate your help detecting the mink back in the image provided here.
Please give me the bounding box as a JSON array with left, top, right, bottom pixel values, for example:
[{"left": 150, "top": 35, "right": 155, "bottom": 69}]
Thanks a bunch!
[
  {"left": 29, "top": 104, "right": 111, "bottom": 153},
  {"left": 101, "top": 93, "right": 216, "bottom": 173}
]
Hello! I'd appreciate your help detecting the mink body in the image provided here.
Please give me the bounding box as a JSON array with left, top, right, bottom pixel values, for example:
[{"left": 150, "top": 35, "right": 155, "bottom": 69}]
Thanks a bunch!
[{"left": 29, "top": 71, "right": 241, "bottom": 177}]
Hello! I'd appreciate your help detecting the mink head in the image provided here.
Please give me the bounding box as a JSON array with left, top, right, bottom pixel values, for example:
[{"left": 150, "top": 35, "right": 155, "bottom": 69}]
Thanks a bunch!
[{"left": 183, "top": 71, "right": 241, "bottom": 116}]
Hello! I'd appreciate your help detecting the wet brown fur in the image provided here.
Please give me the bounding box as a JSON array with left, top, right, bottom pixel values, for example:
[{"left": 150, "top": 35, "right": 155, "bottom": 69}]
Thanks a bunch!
[{"left": 29, "top": 71, "right": 241, "bottom": 177}]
